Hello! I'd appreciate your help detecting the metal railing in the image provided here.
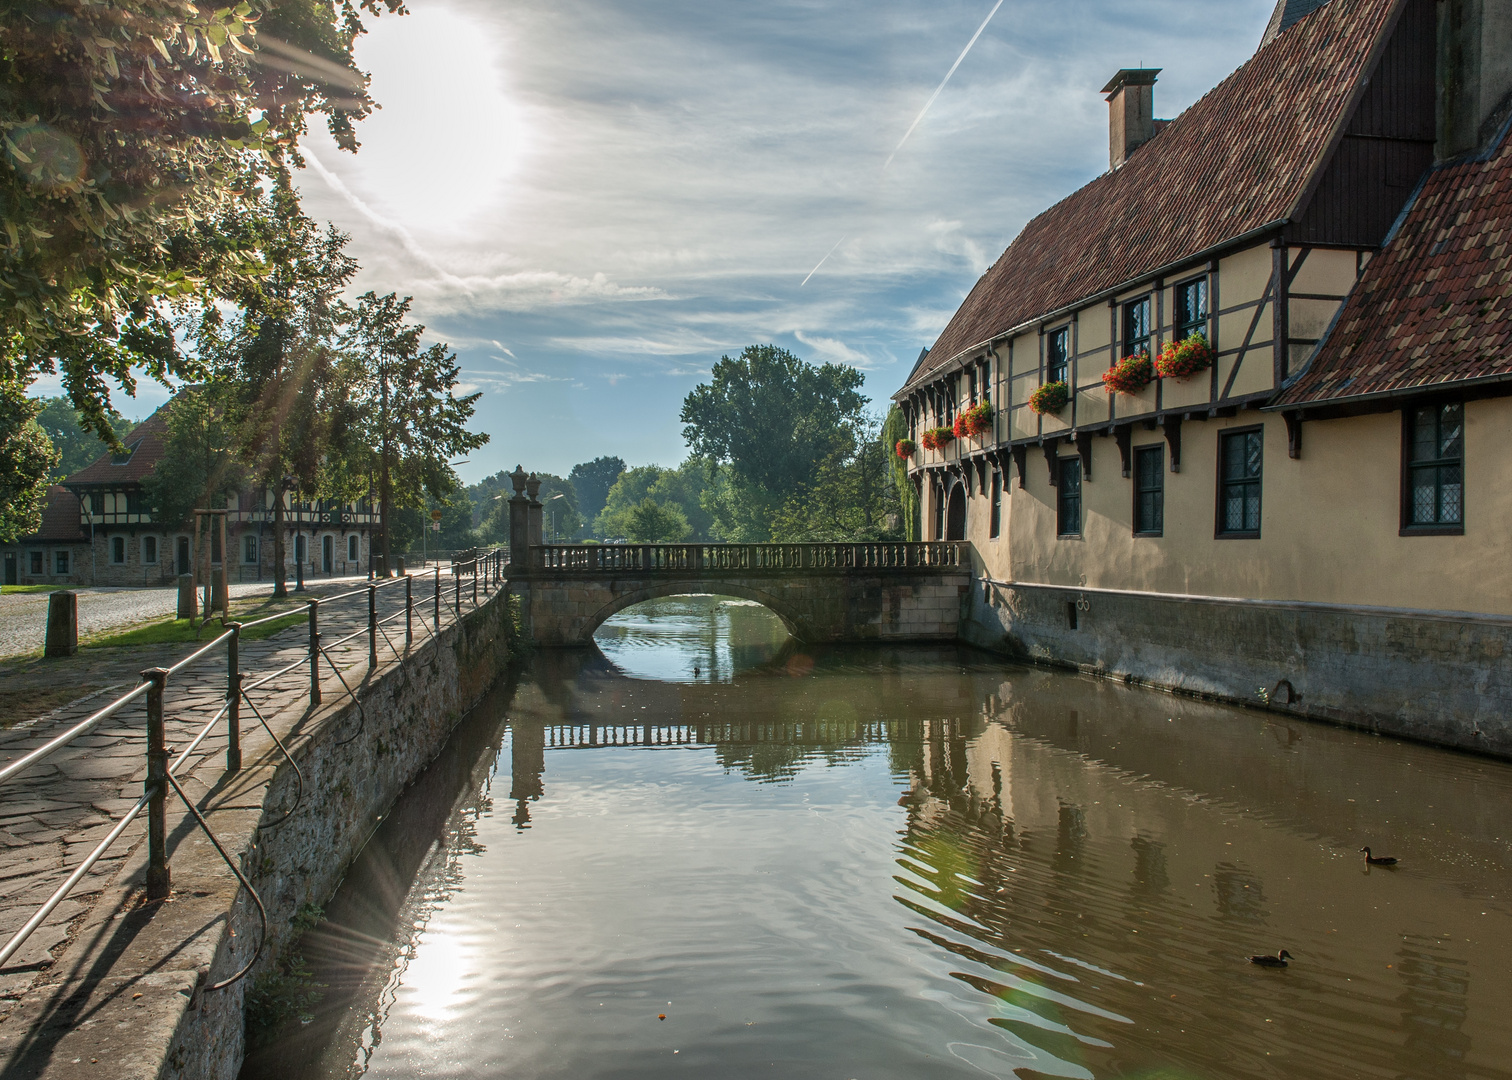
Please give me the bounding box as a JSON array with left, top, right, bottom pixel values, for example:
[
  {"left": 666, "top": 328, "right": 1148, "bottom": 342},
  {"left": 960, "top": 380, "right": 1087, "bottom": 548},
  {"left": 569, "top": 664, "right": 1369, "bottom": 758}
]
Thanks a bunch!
[
  {"left": 0, "top": 550, "right": 508, "bottom": 986},
  {"left": 525, "top": 542, "right": 968, "bottom": 573}
]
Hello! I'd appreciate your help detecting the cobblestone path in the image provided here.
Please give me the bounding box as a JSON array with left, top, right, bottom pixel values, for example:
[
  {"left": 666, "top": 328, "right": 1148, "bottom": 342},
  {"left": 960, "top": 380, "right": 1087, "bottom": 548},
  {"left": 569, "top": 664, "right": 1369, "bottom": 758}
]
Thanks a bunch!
[{"left": 0, "top": 569, "right": 494, "bottom": 1002}]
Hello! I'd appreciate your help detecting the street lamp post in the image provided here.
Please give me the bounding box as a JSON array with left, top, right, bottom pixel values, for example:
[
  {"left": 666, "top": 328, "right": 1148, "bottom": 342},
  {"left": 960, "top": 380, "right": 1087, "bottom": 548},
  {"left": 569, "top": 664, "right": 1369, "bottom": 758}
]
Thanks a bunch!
[{"left": 548, "top": 493, "right": 566, "bottom": 542}]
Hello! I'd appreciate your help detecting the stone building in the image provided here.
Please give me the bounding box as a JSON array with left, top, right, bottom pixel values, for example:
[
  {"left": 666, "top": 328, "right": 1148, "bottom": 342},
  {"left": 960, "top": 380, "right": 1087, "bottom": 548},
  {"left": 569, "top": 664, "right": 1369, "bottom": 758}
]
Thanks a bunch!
[
  {"left": 1, "top": 398, "right": 381, "bottom": 588},
  {"left": 892, "top": 0, "right": 1512, "bottom": 751}
]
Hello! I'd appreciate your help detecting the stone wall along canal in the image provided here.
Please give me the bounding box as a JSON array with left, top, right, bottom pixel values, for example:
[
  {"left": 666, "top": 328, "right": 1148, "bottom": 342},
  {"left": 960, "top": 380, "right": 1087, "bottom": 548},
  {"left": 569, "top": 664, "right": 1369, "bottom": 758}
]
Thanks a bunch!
[{"left": 243, "top": 595, "right": 1512, "bottom": 1080}]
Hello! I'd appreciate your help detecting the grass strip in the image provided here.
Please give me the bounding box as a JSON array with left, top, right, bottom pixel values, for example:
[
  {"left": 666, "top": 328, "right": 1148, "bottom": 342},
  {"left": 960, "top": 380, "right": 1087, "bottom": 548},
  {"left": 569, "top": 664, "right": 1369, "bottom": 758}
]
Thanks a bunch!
[
  {"left": 85, "top": 611, "right": 308, "bottom": 650},
  {"left": 1, "top": 584, "right": 64, "bottom": 595}
]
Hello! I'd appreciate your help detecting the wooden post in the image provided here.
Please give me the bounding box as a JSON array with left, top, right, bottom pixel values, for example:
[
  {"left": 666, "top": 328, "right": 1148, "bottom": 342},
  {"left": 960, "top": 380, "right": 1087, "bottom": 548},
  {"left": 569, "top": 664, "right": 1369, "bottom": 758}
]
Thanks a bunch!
[
  {"left": 143, "top": 667, "right": 170, "bottom": 901},
  {"left": 226, "top": 622, "right": 241, "bottom": 772}
]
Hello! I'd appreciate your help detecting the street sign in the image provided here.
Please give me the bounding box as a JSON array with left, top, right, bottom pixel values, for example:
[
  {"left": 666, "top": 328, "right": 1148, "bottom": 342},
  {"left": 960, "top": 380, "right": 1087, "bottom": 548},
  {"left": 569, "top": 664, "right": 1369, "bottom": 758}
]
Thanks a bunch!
[
  {"left": 430, "top": 509, "right": 444, "bottom": 521},
  {"left": 432, "top": 521, "right": 441, "bottom": 532}
]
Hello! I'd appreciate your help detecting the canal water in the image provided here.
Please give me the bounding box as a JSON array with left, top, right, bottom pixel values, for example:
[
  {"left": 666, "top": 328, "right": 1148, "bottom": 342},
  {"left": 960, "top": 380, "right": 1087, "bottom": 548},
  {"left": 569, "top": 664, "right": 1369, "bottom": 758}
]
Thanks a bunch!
[{"left": 242, "top": 595, "right": 1512, "bottom": 1080}]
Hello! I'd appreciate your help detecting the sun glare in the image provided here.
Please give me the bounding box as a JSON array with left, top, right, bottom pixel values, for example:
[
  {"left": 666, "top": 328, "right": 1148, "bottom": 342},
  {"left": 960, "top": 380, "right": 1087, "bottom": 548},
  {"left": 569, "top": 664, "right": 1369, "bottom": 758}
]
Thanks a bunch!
[
  {"left": 348, "top": 3, "right": 529, "bottom": 233},
  {"left": 400, "top": 921, "right": 478, "bottom": 1024}
]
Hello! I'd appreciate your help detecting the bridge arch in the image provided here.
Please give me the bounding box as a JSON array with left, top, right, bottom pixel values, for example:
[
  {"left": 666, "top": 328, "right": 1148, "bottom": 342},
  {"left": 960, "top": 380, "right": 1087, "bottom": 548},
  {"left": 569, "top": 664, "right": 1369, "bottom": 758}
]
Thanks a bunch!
[{"left": 583, "top": 581, "right": 805, "bottom": 642}]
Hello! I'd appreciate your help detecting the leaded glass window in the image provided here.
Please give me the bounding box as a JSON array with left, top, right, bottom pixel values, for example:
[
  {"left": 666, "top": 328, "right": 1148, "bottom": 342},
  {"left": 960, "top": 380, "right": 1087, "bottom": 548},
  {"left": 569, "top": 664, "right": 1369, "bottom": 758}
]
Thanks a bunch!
[
  {"left": 1123, "top": 297, "right": 1151, "bottom": 354},
  {"left": 1175, "top": 278, "right": 1208, "bottom": 338},
  {"left": 1057, "top": 459, "right": 1082, "bottom": 537},
  {"left": 1046, "top": 328, "right": 1069, "bottom": 384},
  {"left": 1134, "top": 445, "right": 1164, "bottom": 535},
  {"left": 1406, "top": 404, "right": 1464, "bottom": 528},
  {"left": 1218, "top": 429, "right": 1263, "bottom": 536}
]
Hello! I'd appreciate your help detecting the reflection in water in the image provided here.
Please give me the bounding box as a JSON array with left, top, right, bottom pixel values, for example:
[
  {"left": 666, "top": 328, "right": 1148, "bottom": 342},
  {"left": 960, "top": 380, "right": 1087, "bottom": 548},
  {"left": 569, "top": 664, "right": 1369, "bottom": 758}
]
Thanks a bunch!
[
  {"left": 593, "top": 594, "right": 791, "bottom": 682},
  {"left": 242, "top": 620, "right": 1512, "bottom": 1080}
]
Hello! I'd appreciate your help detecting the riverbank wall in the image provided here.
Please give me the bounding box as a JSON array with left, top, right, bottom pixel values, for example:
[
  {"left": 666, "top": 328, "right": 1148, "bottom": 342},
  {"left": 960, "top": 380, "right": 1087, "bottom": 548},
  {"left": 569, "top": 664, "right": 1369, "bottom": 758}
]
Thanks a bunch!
[
  {"left": 0, "top": 589, "right": 514, "bottom": 1080},
  {"left": 961, "top": 580, "right": 1512, "bottom": 759}
]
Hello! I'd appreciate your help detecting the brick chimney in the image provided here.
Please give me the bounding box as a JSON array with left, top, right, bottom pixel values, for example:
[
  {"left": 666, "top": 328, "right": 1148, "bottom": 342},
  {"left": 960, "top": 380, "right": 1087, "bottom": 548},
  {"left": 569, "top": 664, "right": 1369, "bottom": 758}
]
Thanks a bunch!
[
  {"left": 1102, "top": 69, "right": 1161, "bottom": 170},
  {"left": 1436, "top": 0, "right": 1512, "bottom": 160}
]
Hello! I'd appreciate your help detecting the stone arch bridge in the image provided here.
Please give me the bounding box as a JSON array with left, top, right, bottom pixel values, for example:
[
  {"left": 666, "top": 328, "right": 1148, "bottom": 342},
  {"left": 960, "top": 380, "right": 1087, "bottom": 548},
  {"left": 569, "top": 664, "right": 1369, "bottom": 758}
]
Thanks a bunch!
[{"left": 506, "top": 542, "right": 971, "bottom": 646}]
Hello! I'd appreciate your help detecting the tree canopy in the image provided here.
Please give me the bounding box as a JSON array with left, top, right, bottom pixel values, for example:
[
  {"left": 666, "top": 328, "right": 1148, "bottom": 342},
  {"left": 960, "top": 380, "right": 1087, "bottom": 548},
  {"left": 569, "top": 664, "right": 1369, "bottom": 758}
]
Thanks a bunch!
[
  {"left": 1, "top": 0, "right": 406, "bottom": 442},
  {"left": 680, "top": 345, "right": 869, "bottom": 540},
  {"left": 33, "top": 396, "right": 136, "bottom": 480},
  {"left": 567, "top": 456, "right": 625, "bottom": 526},
  {"left": 139, "top": 387, "right": 246, "bottom": 527},
  {"left": 0, "top": 379, "right": 58, "bottom": 541}
]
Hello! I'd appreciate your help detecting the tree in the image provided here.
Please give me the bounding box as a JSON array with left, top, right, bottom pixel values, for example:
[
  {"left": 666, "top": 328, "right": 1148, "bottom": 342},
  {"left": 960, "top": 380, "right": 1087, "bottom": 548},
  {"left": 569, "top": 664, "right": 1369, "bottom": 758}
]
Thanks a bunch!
[
  {"left": 595, "top": 461, "right": 716, "bottom": 540},
  {"left": 200, "top": 188, "right": 355, "bottom": 596},
  {"left": 568, "top": 456, "right": 625, "bottom": 528},
  {"left": 1, "top": 0, "right": 406, "bottom": 444},
  {"left": 680, "top": 346, "right": 867, "bottom": 540},
  {"left": 0, "top": 380, "right": 59, "bottom": 541},
  {"left": 139, "top": 388, "right": 246, "bottom": 528},
  {"left": 881, "top": 405, "right": 920, "bottom": 541},
  {"left": 33, "top": 397, "right": 136, "bottom": 480},
  {"left": 624, "top": 498, "right": 691, "bottom": 542},
  {"left": 338, "top": 291, "right": 487, "bottom": 574},
  {"left": 770, "top": 418, "right": 901, "bottom": 542}
]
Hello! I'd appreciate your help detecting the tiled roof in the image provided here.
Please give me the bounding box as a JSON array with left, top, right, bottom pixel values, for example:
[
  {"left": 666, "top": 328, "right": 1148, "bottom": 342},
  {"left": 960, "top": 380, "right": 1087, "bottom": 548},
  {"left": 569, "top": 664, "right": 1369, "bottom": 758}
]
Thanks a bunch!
[
  {"left": 21, "top": 487, "right": 86, "bottom": 543},
  {"left": 898, "top": 0, "right": 1402, "bottom": 396},
  {"left": 1275, "top": 124, "right": 1512, "bottom": 406},
  {"left": 65, "top": 401, "right": 172, "bottom": 486}
]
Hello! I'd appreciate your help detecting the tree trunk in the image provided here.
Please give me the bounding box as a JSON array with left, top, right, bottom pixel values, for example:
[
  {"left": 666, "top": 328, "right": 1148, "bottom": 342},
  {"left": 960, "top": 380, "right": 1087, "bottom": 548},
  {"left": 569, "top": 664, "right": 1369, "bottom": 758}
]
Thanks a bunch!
[
  {"left": 272, "top": 481, "right": 287, "bottom": 598},
  {"left": 379, "top": 444, "right": 393, "bottom": 578}
]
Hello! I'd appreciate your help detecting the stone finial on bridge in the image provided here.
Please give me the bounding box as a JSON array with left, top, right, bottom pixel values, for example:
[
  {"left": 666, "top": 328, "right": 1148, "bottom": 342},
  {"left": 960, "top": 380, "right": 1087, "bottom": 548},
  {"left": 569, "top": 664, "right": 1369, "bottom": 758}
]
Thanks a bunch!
[
  {"left": 526, "top": 474, "right": 545, "bottom": 547},
  {"left": 509, "top": 465, "right": 533, "bottom": 565}
]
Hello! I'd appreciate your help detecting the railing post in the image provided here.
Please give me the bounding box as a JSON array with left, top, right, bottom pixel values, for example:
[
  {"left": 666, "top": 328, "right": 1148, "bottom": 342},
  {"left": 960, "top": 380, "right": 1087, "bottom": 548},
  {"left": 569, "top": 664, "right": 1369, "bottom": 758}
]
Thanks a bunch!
[
  {"left": 308, "top": 600, "right": 322, "bottom": 707},
  {"left": 405, "top": 573, "right": 413, "bottom": 647},
  {"left": 226, "top": 622, "right": 242, "bottom": 773},
  {"left": 143, "top": 667, "right": 170, "bottom": 901},
  {"left": 472, "top": 562, "right": 479, "bottom": 606},
  {"left": 434, "top": 567, "right": 441, "bottom": 629},
  {"left": 368, "top": 583, "right": 378, "bottom": 667},
  {"left": 455, "top": 566, "right": 461, "bottom": 613}
]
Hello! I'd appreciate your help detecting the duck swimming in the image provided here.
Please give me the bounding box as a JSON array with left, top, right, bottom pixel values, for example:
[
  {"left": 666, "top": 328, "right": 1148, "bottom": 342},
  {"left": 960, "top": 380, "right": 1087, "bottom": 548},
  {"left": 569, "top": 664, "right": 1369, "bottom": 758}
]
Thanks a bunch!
[
  {"left": 1249, "top": 949, "right": 1294, "bottom": 968},
  {"left": 1361, "top": 847, "right": 1399, "bottom": 866}
]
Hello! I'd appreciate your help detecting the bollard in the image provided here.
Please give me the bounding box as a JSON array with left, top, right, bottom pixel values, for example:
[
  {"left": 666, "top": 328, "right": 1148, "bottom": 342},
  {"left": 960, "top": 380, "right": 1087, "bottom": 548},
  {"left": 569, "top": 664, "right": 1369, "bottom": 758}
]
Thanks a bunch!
[
  {"left": 368, "top": 584, "right": 378, "bottom": 667},
  {"left": 397, "top": 557, "right": 406, "bottom": 576},
  {"left": 433, "top": 568, "right": 441, "bottom": 629},
  {"left": 176, "top": 573, "right": 196, "bottom": 620},
  {"left": 143, "top": 667, "right": 170, "bottom": 900},
  {"left": 44, "top": 591, "right": 78, "bottom": 657},
  {"left": 308, "top": 600, "right": 322, "bottom": 707},
  {"left": 405, "top": 574, "right": 413, "bottom": 647},
  {"left": 226, "top": 623, "right": 242, "bottom": 772}
]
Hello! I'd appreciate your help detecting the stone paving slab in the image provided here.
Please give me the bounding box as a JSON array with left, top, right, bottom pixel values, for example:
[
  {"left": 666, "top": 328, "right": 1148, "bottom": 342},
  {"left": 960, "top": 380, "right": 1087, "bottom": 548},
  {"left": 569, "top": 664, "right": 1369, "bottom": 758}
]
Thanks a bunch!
[
  {"left": 0, "top": 573, "right": 468, "bottom": 1001},
  {"left": 0, "top": 566, "right": 506, "bottom": 1078}
]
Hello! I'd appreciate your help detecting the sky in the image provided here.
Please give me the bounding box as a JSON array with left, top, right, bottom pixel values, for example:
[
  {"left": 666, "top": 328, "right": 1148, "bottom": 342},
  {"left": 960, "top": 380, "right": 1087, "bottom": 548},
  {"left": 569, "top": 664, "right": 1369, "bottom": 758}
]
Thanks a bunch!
[{"left": 73, "top": 0, "right": 1281, "bottom": 484}]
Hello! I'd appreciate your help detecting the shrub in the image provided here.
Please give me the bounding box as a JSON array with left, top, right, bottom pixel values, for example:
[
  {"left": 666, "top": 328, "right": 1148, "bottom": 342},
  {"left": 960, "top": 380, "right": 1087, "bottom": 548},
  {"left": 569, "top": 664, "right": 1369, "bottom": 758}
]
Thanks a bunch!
[{"left": 895, "top": 438, "right": 917, "bottom": 459}]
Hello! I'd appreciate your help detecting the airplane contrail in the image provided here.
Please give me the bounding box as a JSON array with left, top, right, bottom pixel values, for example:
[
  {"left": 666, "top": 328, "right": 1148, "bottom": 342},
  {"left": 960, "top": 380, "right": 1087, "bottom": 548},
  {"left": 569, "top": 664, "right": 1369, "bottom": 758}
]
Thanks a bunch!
[
  {"left": 884, "top": 0, "right": 1006, "bottom": 168},
  {"left": 301, "top": 147, "right": 473, "bottom": 293},
  {"left": 800, "top": 234, "right": 847, "bottom": 287}
]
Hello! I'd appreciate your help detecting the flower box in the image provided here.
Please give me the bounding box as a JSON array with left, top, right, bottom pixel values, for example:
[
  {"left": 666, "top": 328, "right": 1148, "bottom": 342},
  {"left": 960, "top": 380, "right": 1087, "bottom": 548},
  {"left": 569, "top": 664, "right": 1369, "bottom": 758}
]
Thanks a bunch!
[
  {"left": 1155, "top": 333, "right": 1215, "bottom": 380},
  {"left": 920, "top": 426, "right": 955, "bottom": 451},
  {"left": 1102, "top": 350, "right": 1154, "bottom": 395},
  {"left": 954, "top": 400, "right": 993, "bottom": 439},
  {"left": 895, "top": 438, "right": 917, "bottom": 459},
  {"left": 1028, "top": 381, "right": 1069, "bottom": 415}
]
